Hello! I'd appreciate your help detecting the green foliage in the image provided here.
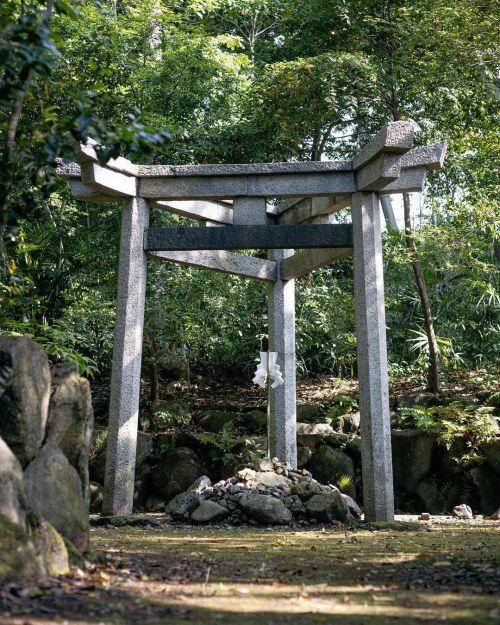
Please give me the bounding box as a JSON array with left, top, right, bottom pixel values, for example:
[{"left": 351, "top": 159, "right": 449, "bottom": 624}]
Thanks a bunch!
[
  {"left": 336, "top": 474, "right": 352, "bottom": 494},
  {"left": 198, "top": 423, "right": 263, "bottom": 467},
  {"left": 0, "top": 0, "right": 498, "bottom": 385},
  {"left": 397, "top": 402, "right": 499, "bottom": 467},
  {"left": 324, "top": 395, "right": 358, "bottom": 425},
  {"left": 152, "top": 409, "right": 191, "bottom": 430}
]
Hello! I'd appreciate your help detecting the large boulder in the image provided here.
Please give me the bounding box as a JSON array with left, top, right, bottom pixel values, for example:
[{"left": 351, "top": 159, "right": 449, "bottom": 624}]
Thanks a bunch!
[
  {"left": 198, "top": 410, "right": 239, "bottom": 433},
  {"left": 166, "top": 491, "right": 201, "bottom": 519},
  {"left": 469, "top": 465, "right": 500, "bottom": 516},
  {"left": 151, "top": 447, "right": 208, "bottom": 501},
  {"left": 481, "top": 438, "right": 500, "bottom": 475},
  {"left": 308, "top": 445, "right": 356, "bottom": 497},
  {"left": 297, "top": 423, "right": 335, "bottom": 448},
  {"left": 0, "top": 436, "right": 26, "bottom": 526},
  {"left": 305, "top": 491, "right": 348, "bottom": 521},
  {"left": 297, "top": 445, "right": 312, "bottom": 468},
  {"left": 0, "top": 337, "right": 50, "bottom": 466},
  {"left": 391, "top": 430, "right": 436, "bottom": 494},
  {"left": 240, "top": 494, "right": 292, "bottom": 525},
  {"left": 191, "top": 501, "right": 229, "bottom": 523},
  {"left": 24, "top": 443, "right": 89, "bottom": 553},
  {"left": 0, "top": 514, "right": 68, "bottom": 580},
  {"left": 45, "top": 363, "right": 94, "bottom": 506},
  {"left": 416, "top": 476, "right": 444, "bottom": 514}
]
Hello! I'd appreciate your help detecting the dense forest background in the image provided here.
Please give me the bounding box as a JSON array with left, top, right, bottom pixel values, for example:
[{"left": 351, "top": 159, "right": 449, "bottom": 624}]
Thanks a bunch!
[{"left": 1, "top": 0, "right": 498, "bottom": 389}]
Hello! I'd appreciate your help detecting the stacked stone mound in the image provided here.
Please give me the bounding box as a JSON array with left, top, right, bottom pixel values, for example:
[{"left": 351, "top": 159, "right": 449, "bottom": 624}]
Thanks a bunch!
[
  {"left": 0, "top": 337, "right": 93, "bottom": 580},
  {"left": 166, "top": 457, "right": 361, "bottom": 525}
]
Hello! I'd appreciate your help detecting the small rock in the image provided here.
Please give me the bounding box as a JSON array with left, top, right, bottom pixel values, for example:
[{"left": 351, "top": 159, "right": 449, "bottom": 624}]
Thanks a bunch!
[
  {"left": 191, "top": 501, "right": 229, "bottom": 523},
  {"left": 237, "top": 468, "right": 256, "bottom": 481},
  {"left": 452, "top": 504, "right": 473, "bottom": 520},
  {"left": 188, "top": 475, "right": 212, "bottom": 494},
  {"left": 258, "top": 458, "right": 274, "bottom": 472},
  {"left": 341, "top": 493, "right": 362, "bottom": 518},
  {"left": 419, "top": 512, "right": 431, "bottom": 521},
  {"left": 166, "top": 491, "right": 201, "bottom": 519}
]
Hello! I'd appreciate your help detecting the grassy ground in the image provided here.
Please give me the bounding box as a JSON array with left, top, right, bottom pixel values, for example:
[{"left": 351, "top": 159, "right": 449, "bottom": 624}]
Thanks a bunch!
[{"left": 1, "top": 517, "right": 499, "bottom": 625}]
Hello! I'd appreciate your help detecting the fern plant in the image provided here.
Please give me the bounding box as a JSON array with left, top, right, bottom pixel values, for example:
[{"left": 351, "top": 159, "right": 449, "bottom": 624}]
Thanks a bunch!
[{"left": 397, "top": 401, "right": 498, "bottom": 467}]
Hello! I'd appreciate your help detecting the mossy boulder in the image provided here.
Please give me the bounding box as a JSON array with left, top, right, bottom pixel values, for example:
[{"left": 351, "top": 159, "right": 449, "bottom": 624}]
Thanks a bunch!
[
  {"left": 0, "top": 336, "right": 50, "bottom": 466},
  {"left": 151, "top": 447, "right": 208, "bottom": 500},
  {"left": 45, "top": 362, "right": 94, "bottom": 506},
  {"left": 25, "top": 443, "right": 89, "bottom": 553},
  {"left": 392, "top": 430, "right": 436, "bottom": 494},
  {"left": 308, "top": 444, "right": 356, "bottom": 498},
  {"left": 0, "top": 514, "right": 68, "bottom": 580},
  {"left": 197, "top": 410, "right": 239, "bottom": 433},
  {"left": 0, "top": 435, "right": 26, "bottom": 526}
]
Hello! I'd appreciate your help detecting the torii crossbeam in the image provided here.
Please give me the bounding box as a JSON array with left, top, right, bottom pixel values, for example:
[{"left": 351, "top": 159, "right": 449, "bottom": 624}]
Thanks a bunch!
[{"left": 58, "top": 121, "right": 447, "bottom": 521}]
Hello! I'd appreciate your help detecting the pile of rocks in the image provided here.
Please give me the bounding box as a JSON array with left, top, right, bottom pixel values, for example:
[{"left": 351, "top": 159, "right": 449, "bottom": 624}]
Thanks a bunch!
[{"left": 166, "top": 457, "right": 361, "bottom": 525}]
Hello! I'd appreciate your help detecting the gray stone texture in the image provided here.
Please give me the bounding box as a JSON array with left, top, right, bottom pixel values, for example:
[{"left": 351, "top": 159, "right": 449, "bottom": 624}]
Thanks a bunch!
[
  {"left": 268, "top": 249, "right": 297, "bottom": 468},
  {"left": 154, "top": 199, "right": 233, "bottom": 224},
  {"left": 352, "top": 121, "right": 415, "bottom": 170},
  {"left": 0, "top": 336, "right": 50, "bottom": 466},
  {"left": 165, "top": 491, "right": 201, "bottom": 519},
  {"left": 151, "top": 447, "right": 207, "bottom": 501},
  {"left": 81, "top": 161, "right": 137, "bottom": 197},
  {"left": 137, "top": 160, "right": 352, "bottom": 178},
  {"left": 233, "top": 196, "right": 269, "bottom": 225},
  {"left": 149, "top": 249, "right": 277, "bottom": 282},
  {"left": 103, "top": 196, "right": 149, "bottom": 516},
  {"left": 0, "top": 435, "right": 26, "bottom": 527},
  {"left": 280, "top": 247, "right": 352, "bottom": 280},
  {"left": 379, "top": 167, "right": 427, "bottom": 194},
  {"left": 391, "top": 430, "right": 436, "bottom": 494},
  {"left": 305, "top": 491, "right": 348, "bottom": 521},
  {"left": 296, "top": 423, "right": 335, "bottom": 448},
  {"left": 145, "top": 224, "right": 353, "bottom": 252},
  {"left": 352, "top": 191, "right": 394, "bottom": 521},
  {"left": 24, "top": 443, "right": 89, "bottom": 553},
  {"left": 46, "top": 362, "right": 94, "bottom": 506},
  {"left": 191, "top": 500, "right": 229, "bottom": 523},
  {"left": 139, "top": 171, "right": 356, "bottom": 200},
  {"left": 240, "top": 493, "right": 292, "bottom": 524},
  {"left": 355, "top": 153, "right": 402, "bottom": 191}
]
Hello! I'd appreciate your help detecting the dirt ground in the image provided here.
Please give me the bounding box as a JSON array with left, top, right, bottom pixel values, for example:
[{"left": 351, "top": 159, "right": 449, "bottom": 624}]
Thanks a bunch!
[{"left": 1, "top": 516, "right": 499, "bottom": 625}]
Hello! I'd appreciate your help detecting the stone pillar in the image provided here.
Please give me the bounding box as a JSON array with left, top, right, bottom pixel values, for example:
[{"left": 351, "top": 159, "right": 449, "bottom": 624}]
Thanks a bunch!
[
  {"left": 352, "top": 191, "right": 394, "bottom": 521},
  {"left": 103, "top": 196, "right": 149, "bottom": 516},
  {"left": 268, "top": 249, "right": 297, "bottom": 468}
]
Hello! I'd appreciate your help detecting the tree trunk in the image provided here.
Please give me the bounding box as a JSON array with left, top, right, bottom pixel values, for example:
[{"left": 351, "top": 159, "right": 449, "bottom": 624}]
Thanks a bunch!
[
  {"left": 403, "top": 193, "right": 441, "bottom": 392},
  {"left": 380, "top": 195, "right": 399, "bottom": 232}
]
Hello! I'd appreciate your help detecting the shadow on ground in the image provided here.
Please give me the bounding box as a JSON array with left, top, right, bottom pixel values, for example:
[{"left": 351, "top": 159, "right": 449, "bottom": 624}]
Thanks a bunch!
[{"left": 1, "top": 519, "right": 499, "bottom": 625}]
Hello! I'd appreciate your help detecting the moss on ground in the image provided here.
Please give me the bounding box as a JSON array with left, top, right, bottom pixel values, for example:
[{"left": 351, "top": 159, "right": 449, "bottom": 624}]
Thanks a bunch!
[{"left": 1, "top": 518, "right": 499, "bottom": 624}]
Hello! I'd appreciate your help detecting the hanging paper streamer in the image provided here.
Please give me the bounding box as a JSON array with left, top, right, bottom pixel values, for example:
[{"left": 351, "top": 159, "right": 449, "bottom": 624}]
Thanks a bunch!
[{"left": 252, "top": 352, "right": 284, "bottom": 388}]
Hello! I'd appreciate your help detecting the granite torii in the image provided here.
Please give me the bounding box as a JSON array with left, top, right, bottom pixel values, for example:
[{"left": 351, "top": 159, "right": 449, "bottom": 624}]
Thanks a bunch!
[{"left": 58, "top": 121, "right": 447, "bottom": 522}]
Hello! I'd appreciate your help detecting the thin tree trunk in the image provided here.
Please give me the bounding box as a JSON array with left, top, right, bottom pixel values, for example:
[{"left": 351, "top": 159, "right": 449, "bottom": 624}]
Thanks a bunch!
[
  {"left": 0, "top": 0, "right": 56, "bottom": 249},
  {"left": 403, "top": 193, "right": 441, "bottom": 392}
]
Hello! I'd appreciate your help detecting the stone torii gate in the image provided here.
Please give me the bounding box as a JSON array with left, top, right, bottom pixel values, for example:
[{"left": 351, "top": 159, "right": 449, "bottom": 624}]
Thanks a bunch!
[{"left": 58, "top": 121, "right": 446, "bottom": 521}]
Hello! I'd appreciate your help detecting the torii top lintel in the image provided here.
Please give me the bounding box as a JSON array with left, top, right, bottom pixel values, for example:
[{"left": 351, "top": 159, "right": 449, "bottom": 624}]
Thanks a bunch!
[
  {"left": 58, "top": 121, "right": 446, "bottom": 205},
  {"left": 57, "top": 121, "right": 446, "bottom": 281}
]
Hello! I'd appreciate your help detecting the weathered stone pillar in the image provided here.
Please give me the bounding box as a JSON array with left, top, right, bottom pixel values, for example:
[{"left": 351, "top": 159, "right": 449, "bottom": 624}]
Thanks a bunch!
[
  {"left": 268, "top": 249, "right": 297, "bottom": 468},
  {"left": 352, "top": 191, "right": 394, "bottom": 521},
  {"left": 103, "top": 196, "right": 149, "bottom": 515}
]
